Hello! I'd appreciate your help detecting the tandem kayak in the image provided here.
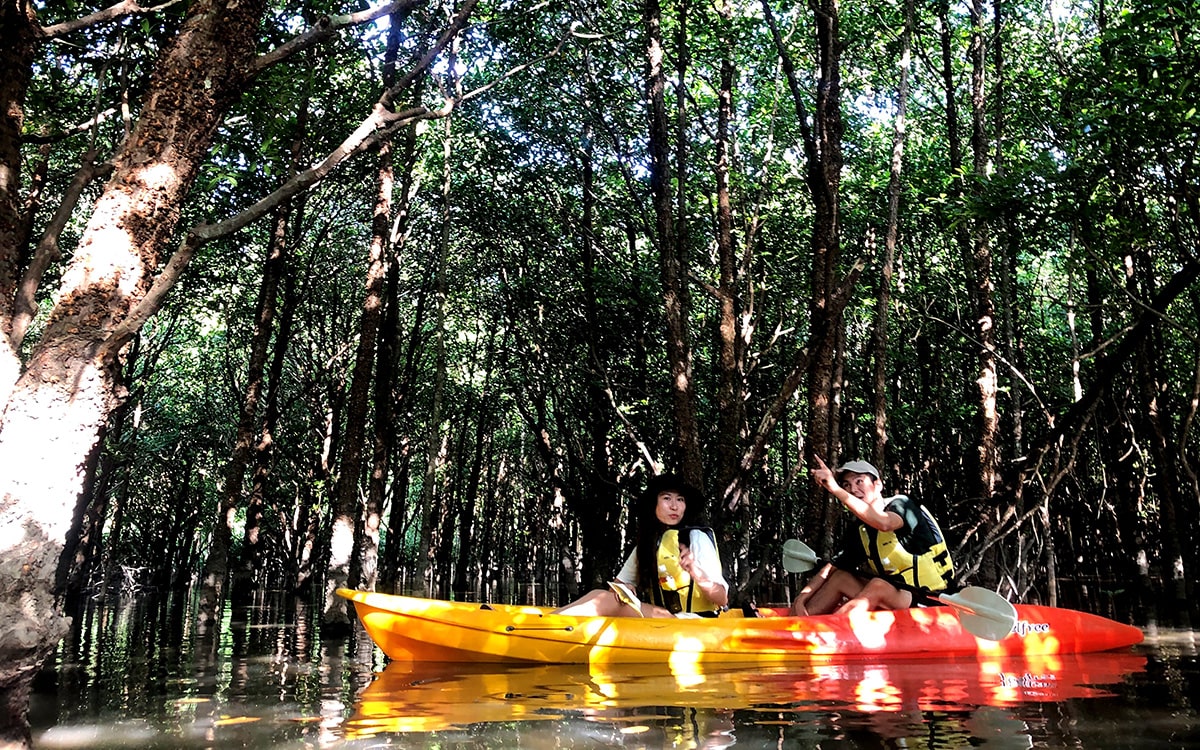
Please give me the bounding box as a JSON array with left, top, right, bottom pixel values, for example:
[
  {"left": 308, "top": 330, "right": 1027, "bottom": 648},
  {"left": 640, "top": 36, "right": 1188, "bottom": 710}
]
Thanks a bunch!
[{"left": 336, "top": 588, "right": 1143, "bottom": 665}]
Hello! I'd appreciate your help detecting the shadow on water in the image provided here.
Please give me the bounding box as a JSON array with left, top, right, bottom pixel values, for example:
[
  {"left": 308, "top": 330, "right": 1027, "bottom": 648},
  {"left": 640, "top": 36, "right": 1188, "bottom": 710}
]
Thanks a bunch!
[{"left": 26, "top": 597, "right": 1200, "bottom": 748}]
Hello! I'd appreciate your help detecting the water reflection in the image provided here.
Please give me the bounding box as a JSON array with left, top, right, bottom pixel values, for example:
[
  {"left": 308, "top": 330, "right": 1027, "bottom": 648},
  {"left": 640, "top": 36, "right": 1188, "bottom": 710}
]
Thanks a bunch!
[
  {"left": 345, "top": 652, "right": 1146, "bottom": 742},
  {"left": 27, "top": 595, "right": 1200, "bottom": 748},
  {"left": 31, "top": 592, "right": 379, "bottom": 749}
]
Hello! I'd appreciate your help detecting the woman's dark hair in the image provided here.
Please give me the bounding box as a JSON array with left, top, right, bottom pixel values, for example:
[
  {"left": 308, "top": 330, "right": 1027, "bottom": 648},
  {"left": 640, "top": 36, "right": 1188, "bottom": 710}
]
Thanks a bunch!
[{"left": 633, "top": 473, "right": 706, "bottom": 599}]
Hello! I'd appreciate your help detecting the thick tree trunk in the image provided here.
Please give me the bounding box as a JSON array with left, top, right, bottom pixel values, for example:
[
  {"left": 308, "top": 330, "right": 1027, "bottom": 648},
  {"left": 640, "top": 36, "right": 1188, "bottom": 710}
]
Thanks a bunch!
[
  {"left": 451, "top": 337, "right": 495, "bottom": 599},
  {"left": 433, "top": 474, "right": 459, "bottom": 597},
  {"left": 1140, "top": 329, "right": 1191, "bottom": 617},
  {"left": 348, "top": 141, "right": 403, "bottom": 602},
  {"left": 871, "top": 0, "right": 913, "bottom": 469},
  {"left": 335, "top": 6, "right": 414, "bottom": 617},
  {"left": 1128, "top": 239, "right": 1196, "bottom": 617},
  {"left": 199, "top": 203, "right": 290, "bottom": 629},
  {"left": 1181, "top": 316, "right": 1200, "bottom": 614},
  {"left": 711, "top": 0, "right": 754, "bottom": 590},
  {"left": 241, "top": 105, "right": 309, "bottom": 594},
  {"left": 294, "top": 380, "right": 344, "bottom": 596},
  {"left": 0, "top": 0, "right": 267, "bottom": 740},
  {"left": 452, "top": 401, "right": 486, "bottom": 599},
  {"left": 379, "top": 450, "right": 412, "bottom": 593},
  {"left": 935, "top": 0, "right": 995, "bottom": 575},
  {"left": 322, "top": 137, "right": 394, "bottom": 631},
  {"left": 795, "top": 0, "right": 844, "bottom": 546},
  {"left": 746, "top": 0, "right": 853, "bottom": 543},
  {"left": 374, "top": 79, "right": 424, "bottom": 595},
  {"left": 375, "top": 287, "right": 420, "bottom": 590},
  {"left": 356, "top": 250, "right": 395, "bottom": 597},
  {"left": 477, "top": 454, "right": 503, "bottom": 600},
  {"left": 713, "top": 0, "right": 744, "bottom": 503},
  {"left": 242, "top": 243, "right": 297, "bottom": 592},
  {"left": 0, "top": 0, "right": 38, "bottom": 406},
  {"left": 578, "top": 114, "right": 620, "bottom": 591},
  {"left": 993, "top": 0, "right": 1023, "bottom": 462},
  {"left": 967, "top": 0, "right": 1000, "bottom": 576},
  {"left": 153, "top": 456, "right": 194, "bottom": 595},
  {"left": 58, "top": 417, "right": 109, "bottom": 602},
  {"left": 364, "top": 256, "right": 400, "bottom": 592},
  {"left": 645, "top": 0, "right": 702, "bottom": 485},
  {"left": 377, "top": 255, "right": 430, "bottom": 595},
  {"left": 414, "top": 115, "right": 454, "bottom": 597}
]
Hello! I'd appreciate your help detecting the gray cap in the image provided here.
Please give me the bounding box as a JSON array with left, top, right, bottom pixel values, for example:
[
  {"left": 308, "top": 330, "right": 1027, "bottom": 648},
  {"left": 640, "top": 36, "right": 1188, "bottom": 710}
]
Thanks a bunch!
[{"left": 836, "top": 460, "right": 880, "bottom": 481}]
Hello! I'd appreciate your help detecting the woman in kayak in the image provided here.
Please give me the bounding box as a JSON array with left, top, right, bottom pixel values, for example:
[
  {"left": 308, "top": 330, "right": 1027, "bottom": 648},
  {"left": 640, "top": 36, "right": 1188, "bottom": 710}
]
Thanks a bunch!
[
  {"left": 553, "top": 473, "right": 729, "bottom": 618},
  {"left": 791, "top": 456, "right": 954, "bottom": 615}
]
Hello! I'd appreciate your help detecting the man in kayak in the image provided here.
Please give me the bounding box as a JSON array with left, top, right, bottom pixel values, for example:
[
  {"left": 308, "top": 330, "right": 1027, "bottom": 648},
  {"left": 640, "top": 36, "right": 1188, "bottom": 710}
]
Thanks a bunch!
[
  {"left": 553, "top": 473, "right": 729, "bottom": 618},
  {"left": 791, "top": 457, "right": 954, "bottom": 615}
]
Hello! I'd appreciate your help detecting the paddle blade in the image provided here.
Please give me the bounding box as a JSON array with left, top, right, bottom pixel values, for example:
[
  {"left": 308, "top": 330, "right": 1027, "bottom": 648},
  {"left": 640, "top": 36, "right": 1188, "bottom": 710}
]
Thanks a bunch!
[
  {"left": 937, "top": 586, "right": 1018, "bottom": 641},
  {"left": 781, "top": 539, "right": 819, "bottom": 574}
]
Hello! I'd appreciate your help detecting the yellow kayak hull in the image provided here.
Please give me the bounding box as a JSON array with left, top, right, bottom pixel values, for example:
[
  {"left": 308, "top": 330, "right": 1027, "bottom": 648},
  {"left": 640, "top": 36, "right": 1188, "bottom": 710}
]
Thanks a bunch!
[{"left": 337, "top": 589, "right": 1143, "bottom": 666}]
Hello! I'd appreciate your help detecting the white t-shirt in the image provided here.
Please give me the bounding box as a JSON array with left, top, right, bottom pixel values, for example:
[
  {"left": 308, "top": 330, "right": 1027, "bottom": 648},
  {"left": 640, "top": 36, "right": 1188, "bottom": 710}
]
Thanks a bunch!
[{"left": 616, "top": 528, "right": 729, "bottom": 595}]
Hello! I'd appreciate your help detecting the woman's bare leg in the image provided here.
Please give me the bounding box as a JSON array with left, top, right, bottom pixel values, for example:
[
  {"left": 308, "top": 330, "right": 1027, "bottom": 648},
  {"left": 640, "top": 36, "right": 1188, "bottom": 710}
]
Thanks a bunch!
[{"left": 552, "top": 588, "right": 639, "bottom": 617}]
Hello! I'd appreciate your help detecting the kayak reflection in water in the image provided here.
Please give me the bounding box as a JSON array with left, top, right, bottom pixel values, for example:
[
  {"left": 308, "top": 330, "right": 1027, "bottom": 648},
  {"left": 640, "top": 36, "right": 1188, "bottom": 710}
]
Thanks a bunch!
[
  {"left": 553, "top": 473, "right": 729, "bottom": 618},
  {"left": 791, "top": 457, "right": 955, "bottom": 616}
]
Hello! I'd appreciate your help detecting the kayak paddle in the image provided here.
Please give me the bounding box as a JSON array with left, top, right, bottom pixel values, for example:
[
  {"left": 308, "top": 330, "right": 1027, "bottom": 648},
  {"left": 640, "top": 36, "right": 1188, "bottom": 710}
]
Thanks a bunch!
[{"left": 781, "top": 538, "right": 1018, "bottom": 641}]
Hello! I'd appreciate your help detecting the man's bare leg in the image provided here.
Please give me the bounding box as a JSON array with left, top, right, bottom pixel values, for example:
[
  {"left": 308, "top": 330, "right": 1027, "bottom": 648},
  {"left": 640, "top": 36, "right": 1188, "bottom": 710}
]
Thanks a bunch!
[
  {"left": 800, "top": 568, "right": 867, "bottom": 615},
  {"left": 836, "top": 578, "right": 913, "bottom": 614},
  {"left": 791, "top": 563, "right": 833, "bottom": 615}
]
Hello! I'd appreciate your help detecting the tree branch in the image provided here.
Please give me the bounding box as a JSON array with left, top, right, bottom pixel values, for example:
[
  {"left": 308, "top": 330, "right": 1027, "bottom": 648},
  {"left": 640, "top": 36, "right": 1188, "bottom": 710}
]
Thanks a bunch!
[
  {"left": 10, "top": 155, "right": 113, "bottom": 350},
  {"left": 23, "top": 109, "right": 120, "bottom": 145},
  {"left": 102, "top": 3, "right": 567, "bottom": 360},
  {"left": 251, "top": 0, "right": 421, "bottom": 76},
  {"left": 1016, "top": 255, "right": 1200, "bottom": 501},
  {"left": 40, "top": 0, "right": 187, "bottom": 38}
]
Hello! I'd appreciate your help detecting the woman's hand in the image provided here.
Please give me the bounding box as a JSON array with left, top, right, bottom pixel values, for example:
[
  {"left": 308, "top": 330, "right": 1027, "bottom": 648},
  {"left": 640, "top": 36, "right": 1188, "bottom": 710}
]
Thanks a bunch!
[
  {"left": 681, "top": 538, "right": 728, "bottom": 607},
  {"left": 678, "top": 542, "right": 706, "bottom": 584}
]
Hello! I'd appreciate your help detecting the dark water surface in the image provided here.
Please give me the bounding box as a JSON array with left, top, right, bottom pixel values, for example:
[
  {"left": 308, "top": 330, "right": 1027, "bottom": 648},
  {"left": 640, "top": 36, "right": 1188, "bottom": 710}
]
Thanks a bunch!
[{"left": 27, "top": 595, "right": 1200, "bottom": 748}]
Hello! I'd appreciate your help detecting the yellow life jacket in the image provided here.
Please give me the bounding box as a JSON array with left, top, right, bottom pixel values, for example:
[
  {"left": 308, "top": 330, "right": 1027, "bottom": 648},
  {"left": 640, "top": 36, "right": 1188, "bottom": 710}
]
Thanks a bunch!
[
  {"left": 858, "top": 504, "right": 954, "bottom": 592},
  {"left": 653, "top": 529, "right": 722, "bottom": 614}
]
